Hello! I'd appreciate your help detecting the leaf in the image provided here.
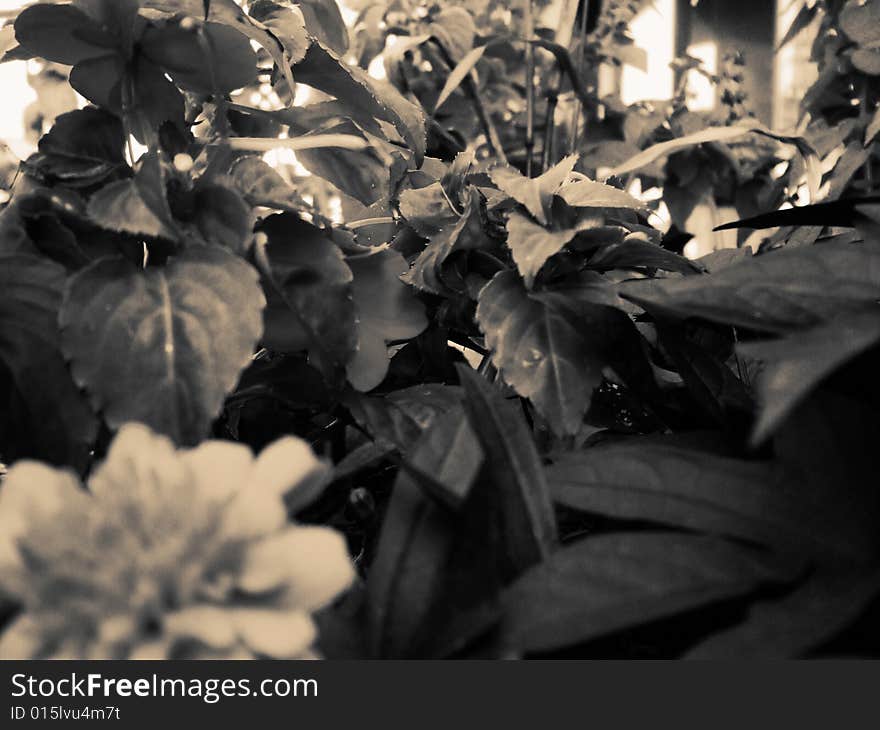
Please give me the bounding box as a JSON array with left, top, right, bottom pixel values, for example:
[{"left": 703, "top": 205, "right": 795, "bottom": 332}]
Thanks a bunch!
[
  {"left": 489, "top": 155, "right": 578, "bottom": 226},
  {"left": 777, "top": 1, "right": 819, "bottom": 50},
  {"left": 256, "top": 213, "right": 356, "bottom": 379},
  {"left": 558, "top": 179, "right": 646, "bottom": 211},
  {"left": 230, "top": 156, "right": 309, "bottom": 212},
  {"left": 186, "top": 183, "right": 253, "bottom": 255},
  {"left": 457, "top": 366, "right": 557, "bottom": 581},
  {"left": 434, "top": 45, "right": 486, "bottom": 113},
  {"left": 587, "top": 238, "right": 702, "bottom": 275},
  {"left": 14, "top": 4, "right": 115, "bottom": 66},
  {"left": 348, "top": 384, "right": 464, "bottom": 452},
  {"left": 548, "top": 439, "right": 845, "bottom": 558},
  {"left": 866, "top": 105, "right": 880, "bottom": 146},
  {"left": 297, "top": 0, "right": 349, "bottom": 55},
  {"left": 739, "top": 309, "right": 880, "bottom": 445},
  {"left": 346, "top": 249, "right": 428, "bottom": 392},
  {"left": 505, "top": 211, "right": 581, "bottom": 288},
  {"left": 141, "top": 21, "right": 259, "bottom": 94},
  {"left": 620, "top": 243, "right": 880, "bottom": 334},
  {"left": 840, "top": 0, "right": 880, "bottom": 48},
  {"left": 403, "top": 188, "right": 489, "bottom": 294},
  {"left": 500, "top": 532, "right": 787, "bottom": 654},
  {"left": 87, "top": 179, "right": 176, "bottom": 240},
  {"left": 39, "top": 107, "right": 126, "bottom": 166},
  {"left": 248, "top": 0, "right": 310, "bottom": 63},
  {"left": 398, "top": 182, "right": 458, "bottom": 237},
  {"left": 60, "top": 246, "right": 265, "bottom": 445},
  {"left": 477, "top": 270, "right": 613, "bottom": 436},
  {"left": 367, "top": 410, "right": 486, "bottom": 658},
  {"left": 0, "top": 255, "right": 97, "bottom": 468},
  {"left": 714, "top": 196, "right": 880, "bottom": 232},
  {"left": 294, "top": 42, "right": 427, "bottom": 164}
]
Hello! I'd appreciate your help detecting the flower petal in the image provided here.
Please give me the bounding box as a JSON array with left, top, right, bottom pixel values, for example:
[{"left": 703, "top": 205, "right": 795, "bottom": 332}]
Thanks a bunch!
[
  {"left": 0, "top": 462, "right": 87, "bottom": 575},
  {"left": 88, "top": 423, "right": 187, "bottom": 501},
  {"left": 164, "top": 605, "right": 237, "bottom": 650},
  {"left": 238, "top": 527, "right": 354, "bottom": 610},
  {"left": 248, "top": 436, "right": 329, "bottom": 503},
  {"left": 233, "top": 609, "right": 316, "bottom": 658},
  {"left": 0, "top": 615, "right": 44, "bottom": 659},
  {"left": 180, "top": 440, "right": 254, "bottom": 505}
]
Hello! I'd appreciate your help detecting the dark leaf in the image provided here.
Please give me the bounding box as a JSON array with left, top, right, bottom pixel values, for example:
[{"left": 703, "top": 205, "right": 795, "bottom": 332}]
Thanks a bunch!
[
  {"left": 230, "top": 157, "right": 309, "bottom": 213},
  {"left": 0, "top": 255, "right": 98, "bottom": 469},
  {"left": 60, "top": 246, "right": 264, "bottom": 445},
  {"left": 740, "top": 309, "right": 880, "bottom": 444},
  {"left": 500, "top": 532, "right": 790, "bottom": 654},
  {"left": 458, "top": 366, "right": 557, "bottom": 580},
  {"left": 297, "top": 0, "right": 349, "bottom": 55},
  {"left": 14, "top": 4, "right": 114, "bottom": 66},
  {"left": 620, "top": 243, "right": 880, "bottom": 334},
  {"left": 346, "top": 249, "right": 428, "bottom": 391},
  {"left": 257, "top": 213, "right": 356, "bottom": 379}
]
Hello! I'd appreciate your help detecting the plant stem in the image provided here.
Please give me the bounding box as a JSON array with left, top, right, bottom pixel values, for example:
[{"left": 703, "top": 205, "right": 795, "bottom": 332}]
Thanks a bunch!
[{"left": 568, "top": 0, "right": 591, "bottom": 154}]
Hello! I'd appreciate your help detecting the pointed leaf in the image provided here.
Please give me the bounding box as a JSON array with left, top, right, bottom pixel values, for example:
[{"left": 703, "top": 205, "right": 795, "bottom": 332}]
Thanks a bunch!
[
  {"left": 434, "top": 45, "right": 486, "bottom": 113},
  {"left": 490, "top": 155, "right": 577, "bottom": 225},
  {"left": 620, "top": 243, "right": 880, "bottom": 334},
  {"left": 60, "top": 247, "right": 265, "bottom": 445},
  {"left": 457, "top": 366, "right": 557, "bottom": 580}
]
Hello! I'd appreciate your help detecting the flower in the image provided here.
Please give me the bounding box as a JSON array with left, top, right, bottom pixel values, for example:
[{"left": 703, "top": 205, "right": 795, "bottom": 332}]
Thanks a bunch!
[{"left": 0, "top": 424, "right": 354, "bottom": 659}]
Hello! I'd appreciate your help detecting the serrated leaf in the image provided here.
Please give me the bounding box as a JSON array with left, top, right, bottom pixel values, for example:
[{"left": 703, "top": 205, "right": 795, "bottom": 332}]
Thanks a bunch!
[
  {"left": 346, "top": 249, "right": 428, "bottom": 391},
  {"left": 297, "top": 0, "right": 349, "bottom": 55},
  {"left": 404, "top": 188, "right": 489, "bottom": 295},
  {"left": 294, "top": 42, "right": 426, "bottom": 164},
  {"left": 87, "top": 179, "right": 176, "bottom": 240},
  {"left": 739, "top": 309, "right": 880, "bottom": 445},
  {"left": 184, "top": 183, "right": 253, "bottom": 255},
  {"left": 0, "top": 254, "right": 97, "bottom": 468},
  {"left": 489, "top": 155, "right": 578, "bottom": 226},
  {"left": 457, "top": 366, "right": 557, "bottom": 580},
  {"left": 60, "top": 246, "right": 264, "bottom": 445},
  {"left": 500, "top": 532, "right": 788, "bottom": 654},
  {"left": 505, "top": 210, "right": 582, "bottom": 288},
  {"left": 257, "top": 213, "right": 356, "bottom": 379},
  {"left": 558, "top": 179, "right": 646, "bottom": 210},
  {"left": 477, "top": 270, "right": 610, "bottom": 436},
  {"left": 620, "top": 243, "right": 880, "bottom": 334},
  {"left": 249, "top": 0, "right": 310, "bottom": 63},
  {"left": 398, "top": 181, "right": 459, "bottom": 237},
  {"left": 39, "top": 107, "right": 125, "bottom": 166},
  {"left": 230, "top": 156, "right": 309, "bottom": 212}
]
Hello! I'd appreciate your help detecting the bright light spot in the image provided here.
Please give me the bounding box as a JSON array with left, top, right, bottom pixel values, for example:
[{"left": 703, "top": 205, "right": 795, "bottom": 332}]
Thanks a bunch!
[
  {"left": 685, "top": 41, "right": 717, "bottom": 111},
  {"left": 620, "top": 0, "right": 675, "bottom": 104},
  {"left": 368, "top": 55, "right": 387, "bottom": 81},
  {"left": 0, "top": 61, "right": 37, "bottom": 158}
]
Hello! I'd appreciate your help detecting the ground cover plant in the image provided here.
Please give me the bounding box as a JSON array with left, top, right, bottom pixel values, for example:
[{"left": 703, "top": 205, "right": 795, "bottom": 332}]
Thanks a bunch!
[{"left": 0, "top": 0, "right": 878, "bottom": 658}]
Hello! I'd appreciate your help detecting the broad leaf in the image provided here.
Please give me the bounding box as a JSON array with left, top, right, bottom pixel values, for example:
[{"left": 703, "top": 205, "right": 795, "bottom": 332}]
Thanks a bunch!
[
  {"left": 14, "top": 4, "right": 115, "bottom": 65},
  {"left": 686, "top": 567, "right": 880, "bottom": 659},
  {"left": 458, "top": 367, "right": 557, "bottom": 580},
  {"left": 587, "top": 238, "right": 701, "bottom": 275},
  {"left": 346, "top": 249, "right": 428, "bottom": 392},
  {"left": 348, "top": 384, "right": 464, "bottom": 452},
  {"left": 0, "top": 255, "right": 97, "bottom": 468},
  {"left": 477, "top": 270, "right": 627, "bottom": 436},
  {"left": 60, "top": 246, "right": 265, "bottom": 445},
  {"left": 558, "top": 179, "right": 645, "bottom": 211},
  {"left": 490, "top": 155, "right": 577, "bottom": 225},
  {"left": 297, "top": 0, "right": 349, "bottom": 55},
  {"left": 294, "top": 42, "right": 426, "bottom": 164},
  {"left": 257, "top": 213, "right": 356, "bottom": 380},
  {"left": 398, "top": 181, "right": 459, "bottom": 237},
  {"left": 740, "top": 309, "right": 880, "bottom": 444},
  {"left": 230, "top": 157, "right": 309, "bottom": 213},
  {"left": 367, "top": 409, "right": 489, "bottom": 658},
  {"left": 500, "top": 532, "right": 788, "bottom": 654},
  {"left": 547, "top": 440, "right": 848, "bottom": 559},
  {"left": 620, "top": 243, "right": 880, "bottom": 334},
  {"left": 403, "top": 188, "right": 489, "bottom": 294},
  {"left": 249, "top": 0, "right": 310, "bottom": 63},
  {"left": 505, "top": 210, "right": 582, "bottom": 288}
]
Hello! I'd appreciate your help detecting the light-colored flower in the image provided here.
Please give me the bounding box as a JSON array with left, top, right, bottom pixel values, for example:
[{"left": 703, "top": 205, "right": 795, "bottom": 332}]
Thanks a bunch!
[{"left": 0, "top": 424, "right": 354, "bottom": 659}]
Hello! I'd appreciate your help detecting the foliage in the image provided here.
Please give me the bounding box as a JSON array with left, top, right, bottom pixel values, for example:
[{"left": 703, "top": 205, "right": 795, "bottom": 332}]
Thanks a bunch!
[{"left": 0, "top": 0, "right": 878, "bottom": 659}]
